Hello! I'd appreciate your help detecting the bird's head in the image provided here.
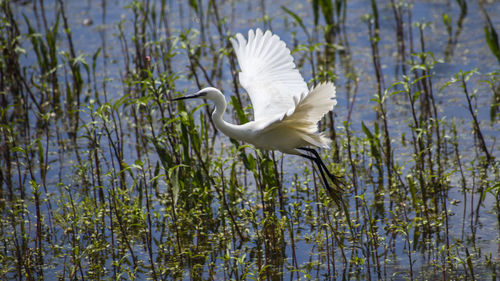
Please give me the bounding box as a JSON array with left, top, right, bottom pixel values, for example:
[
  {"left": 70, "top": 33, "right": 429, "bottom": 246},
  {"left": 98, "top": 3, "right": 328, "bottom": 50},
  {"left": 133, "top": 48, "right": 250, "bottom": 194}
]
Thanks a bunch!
[{"left": 173, "top": 87, "right": 223, "bottom": 102}]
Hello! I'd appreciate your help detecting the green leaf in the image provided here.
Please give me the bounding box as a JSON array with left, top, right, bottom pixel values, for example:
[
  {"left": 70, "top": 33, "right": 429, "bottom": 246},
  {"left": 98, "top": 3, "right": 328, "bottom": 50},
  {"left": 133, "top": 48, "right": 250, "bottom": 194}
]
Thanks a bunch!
[
  {"left": 12, "top": 146, "right": 26, "bottom": 154},
  {"left": 246, "top": 152, "right": 256, "bottom": 171},
  {"left": 484, "top": 22, "right": 500, "bottom": 64},
  {"left": 361, "top": 121, "right": 374, "bottom": 140},
  {"left": 189, "top": 0, "right": 198, "bottom": 12},
  {"left": 230, "top": 96, "right": 248, "bottom": 123},
  {"left": 442, "top": 13, "right": 452, "bottom": 35},
  {"left": 168, "top": 165, "right": 187, "bottom": 207},
  {"left": 412, "top": 90, "right": 422, "bottom": 104},
  {"left": 312, "top": 0, "right": 320, "bottom": 26},
  {"left": 319, "top": 0, "right": 335, "bottom": 26},
  {"left": 152, "top": 139, "right": 172, "bottom": 168},
  {"left": 281, "top": 6, "right": 310, "bottom": 41},
  {"left": 407, "top": 175, "right": 419, "bottom": 208},
  {"left": 361, "top": 122, "right": 381, "bottom": 161}
]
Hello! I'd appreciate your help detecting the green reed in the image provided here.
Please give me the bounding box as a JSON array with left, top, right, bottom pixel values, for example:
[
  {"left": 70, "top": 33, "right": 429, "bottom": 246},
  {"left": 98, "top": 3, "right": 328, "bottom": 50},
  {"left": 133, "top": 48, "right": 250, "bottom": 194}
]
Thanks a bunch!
[{"left": 0, "top": 0, "right": 499, "bottom": 280}]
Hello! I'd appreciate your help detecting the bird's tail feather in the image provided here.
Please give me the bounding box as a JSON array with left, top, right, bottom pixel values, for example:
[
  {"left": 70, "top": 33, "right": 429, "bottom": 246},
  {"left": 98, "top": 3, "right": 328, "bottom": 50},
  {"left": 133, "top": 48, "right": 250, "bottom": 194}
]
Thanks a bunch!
[{"left": 301, "top": 132, "right": 331, "bottom": 148}]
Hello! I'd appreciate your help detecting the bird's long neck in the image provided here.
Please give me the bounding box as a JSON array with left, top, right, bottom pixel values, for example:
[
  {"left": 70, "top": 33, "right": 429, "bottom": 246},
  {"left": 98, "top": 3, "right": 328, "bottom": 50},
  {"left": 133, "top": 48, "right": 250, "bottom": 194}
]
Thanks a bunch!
[{"left": 211, "top": 93, "right": 244, "bottom": 141}]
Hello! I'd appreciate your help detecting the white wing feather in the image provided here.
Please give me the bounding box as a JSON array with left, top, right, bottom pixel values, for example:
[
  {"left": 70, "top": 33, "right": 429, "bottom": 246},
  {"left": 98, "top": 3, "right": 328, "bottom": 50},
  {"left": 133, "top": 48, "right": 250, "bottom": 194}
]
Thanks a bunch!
[
  {"left": 230, "top": 29, "right": 308, "bottom": 121},
  {"left": 264, "top": 82, "right": 337, "bottom": 148}
]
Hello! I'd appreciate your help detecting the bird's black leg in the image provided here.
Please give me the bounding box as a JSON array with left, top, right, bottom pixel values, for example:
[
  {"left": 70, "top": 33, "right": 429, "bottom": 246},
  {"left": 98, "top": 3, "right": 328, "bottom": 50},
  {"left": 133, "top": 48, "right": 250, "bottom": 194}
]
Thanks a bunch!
[
  {"left": 298, "top": 147, "right": 343, "bottom": 188},
  {"left": 298, "top": 152, "right": 334, "bottom": 196}
]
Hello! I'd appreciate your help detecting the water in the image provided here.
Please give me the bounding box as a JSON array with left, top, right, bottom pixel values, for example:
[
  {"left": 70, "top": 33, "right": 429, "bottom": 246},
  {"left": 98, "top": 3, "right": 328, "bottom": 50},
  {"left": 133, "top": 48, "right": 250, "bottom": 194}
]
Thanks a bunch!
[{"left": 3, "top": 0, "right": 500, "bottom": 280}]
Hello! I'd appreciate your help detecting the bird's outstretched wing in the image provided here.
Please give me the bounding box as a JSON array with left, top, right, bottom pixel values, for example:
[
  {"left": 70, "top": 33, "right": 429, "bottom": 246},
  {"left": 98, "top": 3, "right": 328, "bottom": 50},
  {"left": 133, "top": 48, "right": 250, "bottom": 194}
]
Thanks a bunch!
[
  {"left": 230, "top": 29, "right": 308, "bottom": 121},
  {"left": 263, "top": 82, "right": 337, "bottom": 148}
]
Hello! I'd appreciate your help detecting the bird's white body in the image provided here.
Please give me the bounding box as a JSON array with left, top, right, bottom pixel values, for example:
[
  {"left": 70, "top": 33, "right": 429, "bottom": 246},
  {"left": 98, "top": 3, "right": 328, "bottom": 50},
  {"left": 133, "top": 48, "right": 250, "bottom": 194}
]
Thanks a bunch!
[
  {"left": 178, "top": 28, "right": 337, "bottom": 156},
  {"left": 213, "top": 108, "right": 307, "bottom": 153},
  {"left": 205, "top": 85, "right": 335, "bottom": 155}
]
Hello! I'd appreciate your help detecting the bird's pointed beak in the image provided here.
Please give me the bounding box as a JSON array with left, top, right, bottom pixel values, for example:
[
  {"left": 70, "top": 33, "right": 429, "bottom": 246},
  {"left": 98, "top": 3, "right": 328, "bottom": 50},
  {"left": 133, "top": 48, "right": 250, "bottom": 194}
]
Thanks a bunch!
[{"left": 172, "top": 92, "right": 204, "bottom": 101}]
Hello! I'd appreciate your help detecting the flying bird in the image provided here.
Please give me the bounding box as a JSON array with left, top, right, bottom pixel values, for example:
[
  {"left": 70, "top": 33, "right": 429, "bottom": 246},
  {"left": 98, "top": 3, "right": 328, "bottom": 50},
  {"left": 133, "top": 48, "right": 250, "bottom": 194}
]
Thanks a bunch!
[{"left": 174, "top": 28, "right": 342, "bottom": 200}]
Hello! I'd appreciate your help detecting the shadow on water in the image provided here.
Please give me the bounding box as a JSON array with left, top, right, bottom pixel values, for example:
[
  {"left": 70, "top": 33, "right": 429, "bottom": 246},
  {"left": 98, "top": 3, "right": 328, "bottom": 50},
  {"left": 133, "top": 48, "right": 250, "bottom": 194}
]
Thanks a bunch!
[{"left": 1, "top": 0, "right": 499, "bottom": 280}]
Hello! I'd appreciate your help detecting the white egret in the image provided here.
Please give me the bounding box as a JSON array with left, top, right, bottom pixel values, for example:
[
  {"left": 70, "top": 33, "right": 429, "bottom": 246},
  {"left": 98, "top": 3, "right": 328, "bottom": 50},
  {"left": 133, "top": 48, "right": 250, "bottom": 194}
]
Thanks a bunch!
[{"left": 174, "top": 28, "right": 342, "bottom": 200}]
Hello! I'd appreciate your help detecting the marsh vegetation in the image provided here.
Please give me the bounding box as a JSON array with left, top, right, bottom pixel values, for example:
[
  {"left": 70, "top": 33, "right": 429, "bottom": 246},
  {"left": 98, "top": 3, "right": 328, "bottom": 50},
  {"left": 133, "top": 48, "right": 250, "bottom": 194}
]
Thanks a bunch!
[{"left": 0, "top": 0, "right": 499, "bottom": 280}]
